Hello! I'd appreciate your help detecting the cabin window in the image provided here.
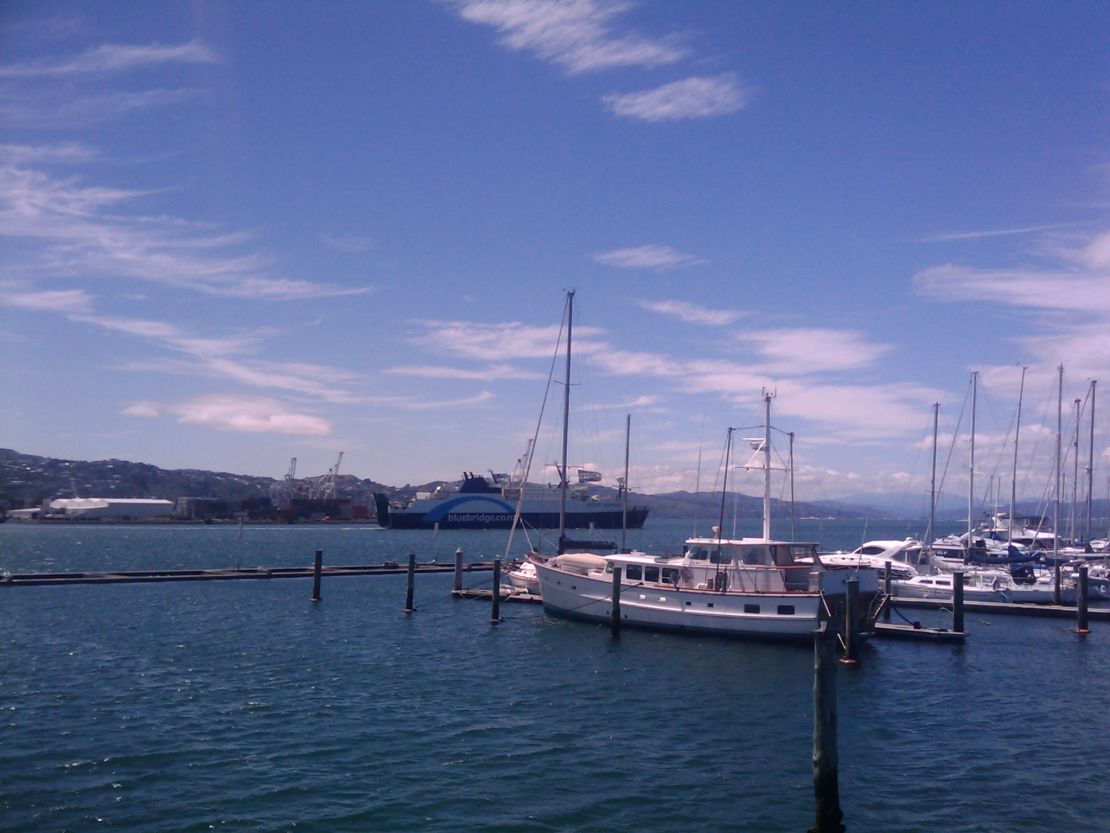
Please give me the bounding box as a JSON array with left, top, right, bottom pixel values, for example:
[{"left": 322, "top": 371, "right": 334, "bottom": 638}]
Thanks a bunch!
[
  {"left": 625, "top": 564, "right": 642, "bottom": 581},
  {"left": 709, "top": 549, "right": 731, "bottom": 565},
  {"left": 644, "top": 566, "right": 660, "bottom": 582},
  {"left": 691, "top": 548, "right": 710, "bottom": 561},
  {"left": 777, "top": 605, "right": 795, "bottom": 616},
  {"left": 740, "top": 547, "right": 764, "bottom": 565},
  {"left": 744, "top": 604, "right": 760, "bottom": 614},
  {"left": 662, "top": 568, "right": 679, "bottom": 584}
]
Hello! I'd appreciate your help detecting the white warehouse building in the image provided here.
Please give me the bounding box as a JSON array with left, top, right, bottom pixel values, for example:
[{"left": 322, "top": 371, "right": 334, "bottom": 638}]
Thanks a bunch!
[{"left": 46, "top": 498, "right": 175, "bottom": 520}]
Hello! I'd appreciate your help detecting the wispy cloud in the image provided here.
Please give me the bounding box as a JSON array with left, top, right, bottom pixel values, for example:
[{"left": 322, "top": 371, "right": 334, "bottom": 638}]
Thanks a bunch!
[
  {"left": 67, "top": 311, "right": 366, "bottom": 404},
  {"left": 123, "top": 394, "right": 331, "bottom": 436},
  {"left": 738, "top": 328, "right": 893, "bottom": 374},
  {"left": 0, "top": 40, "right": 218, "bottom": 79},
  {"left": 319, "top": 233, "right": 376, "bottom": 253},
  {"left": 0, "top": 163, "right": 370, "bottom": 300},
  {"left": 584, "top": 394, "right": 661, "bottom": 411},
  {"left": 386, "top": 363, "right": 544, "bottom": 381},
  {"left": 0, "top": 286, "right": 93, "bottom": 313},
  {"left": 603, "top": 74, "right": 752, "bottom": 121},
  {"left": 922, "top": 223, "right": 1077, "bottom": 243},
  {"left": 452, "top": 0, "right": 688, "bottom": 75},
  {"left": 639, "top": 299, "right": 741, "bottom": 326},
  {"left": 593, "top": 244, "right": 703, "bottom": 270},
  {"left": 411, "top": 318, "right": 604, "bottom": 361},
  {"left": 914, "top": 264, "right": 1110, "bottom": 313},
  {"left": 0, "top": 142, "right": 97, "bottom": 164}
]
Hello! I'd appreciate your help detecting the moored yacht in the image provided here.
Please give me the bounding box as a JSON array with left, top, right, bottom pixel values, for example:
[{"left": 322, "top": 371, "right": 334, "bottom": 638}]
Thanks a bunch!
[{"left": 528, "top": 392, "right": 883, "bottom": 640}]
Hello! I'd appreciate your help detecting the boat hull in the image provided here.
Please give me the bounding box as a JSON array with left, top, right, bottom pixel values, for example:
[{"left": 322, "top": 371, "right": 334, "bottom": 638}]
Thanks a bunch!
[
  {"left": 532, "top": 559, "right": 871, "bottom": 640},
  {"left": 383, "top": 494, "right": 648, "bottom": 530}
]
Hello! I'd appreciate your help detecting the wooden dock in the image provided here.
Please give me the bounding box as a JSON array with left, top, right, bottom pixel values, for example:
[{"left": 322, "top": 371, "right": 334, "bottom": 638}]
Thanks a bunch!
[
  {"left": 1, "top": 562, "right": 495, "bottom": 587},
  {"left": 891, "top": 596, "right": 1110, "bottom": 620}
]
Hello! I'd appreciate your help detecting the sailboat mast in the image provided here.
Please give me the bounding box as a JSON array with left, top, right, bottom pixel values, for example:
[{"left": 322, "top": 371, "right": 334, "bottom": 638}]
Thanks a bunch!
[
  {"left": 1054, "top": 364, "right": 1063, "bottom": 563},
  {"left": 763, "top": 390, "right": 772, "bottom": 540},
  {"left": 1010, "top": 367, "right": 1026, "bottom": 547},
  {"left": 1087, "top": 380, "right": 1097, "bottom": 543},
  {"left": 1072, "top": 397, "right": 1081, "bottom": 541},
  {"left": 968, "top": 371, "right": 978, "bottom": 557},
  {"left": 928, "top": 402, "right": 938, "bottom": 551},
  {"left": 622, "top": 412, "right": 630, "bottom": 552},
  {"left": 558, "top": 290, "right": 574, "bottom": 552},
  {"left": 788, "top": 431, "right": 796, "bottom": 540}
]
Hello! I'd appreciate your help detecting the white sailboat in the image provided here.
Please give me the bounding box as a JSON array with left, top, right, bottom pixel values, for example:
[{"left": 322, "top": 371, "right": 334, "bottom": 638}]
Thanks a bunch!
[{"left": 528, "top": 392, "right": 882, "bottom": 640}]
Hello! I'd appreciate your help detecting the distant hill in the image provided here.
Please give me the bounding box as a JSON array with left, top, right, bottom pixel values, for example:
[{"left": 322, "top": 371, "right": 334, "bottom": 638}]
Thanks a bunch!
[{"left": 0, "top": 448, "right": 883, "bottom": 520}]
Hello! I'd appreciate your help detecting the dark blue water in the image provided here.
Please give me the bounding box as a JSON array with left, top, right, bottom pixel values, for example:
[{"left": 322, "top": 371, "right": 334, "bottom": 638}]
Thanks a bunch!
[{"left": 2, "top": 520, "right": 1106, "bottom": 832}]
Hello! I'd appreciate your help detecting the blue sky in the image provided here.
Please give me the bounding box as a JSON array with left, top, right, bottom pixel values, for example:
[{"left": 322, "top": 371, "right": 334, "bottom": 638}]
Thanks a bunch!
[{"left": 2, "top": 1, "right": 1108, "bottom": 509}]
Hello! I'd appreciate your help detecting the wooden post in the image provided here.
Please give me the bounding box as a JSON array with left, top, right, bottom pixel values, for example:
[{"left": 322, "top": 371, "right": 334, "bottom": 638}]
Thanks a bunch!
[
  {"left": 610, "top": 566, "right": 622, "bottom": 635},
  {"left": 839, "top": 577, "right": 859, "bottom": 667},
  {"left": 1076, "top": 564, "right": 1089, "bottom": 635},
  {"left": 811, "top": 624, "right": 845, "bottom": 833},
  {"left": 952, "top": 570, "right": 965, "bottom": 634},
  {"left": 453, "top": 547, "right": 464, "bottom": 594},
  {"left": 1053, "top": 562, "right": 1062, "bottom": 606},
  {"left": 883, "top": 561, "right": 892, "bottom": 623},
  {"left": 491, "top": 558, "right": 502, "bottom": 624},
  {"left": 404, "top": 553, "right": 415, "bottom": 612},
  {"left": 311, "top": 549, "right": 323, "bottom": 602}
]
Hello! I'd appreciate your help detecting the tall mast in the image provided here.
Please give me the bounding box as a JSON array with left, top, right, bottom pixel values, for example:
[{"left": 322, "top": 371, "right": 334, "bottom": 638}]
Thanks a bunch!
[
  {"left": 928, "top": 402, "right": 939, "bottom": 551},
  {"left": 788, "top": 431, "right": 796, "bottom": 540},
  {"left": 715, "top": 427, "right": 735, "bottom": 585},
  {"left": 1087, "top": 380, "right": 1097, "bottom": 543},
  {"left": 1072, "top": 397, "right": 1081, "bottom": 542},
  {"left": 1054, "top": 364, "right": 1063, "bottom": 564},
  {"left": 967, "top": 371, "right": 978, "bottom": 557},
  {"left": 558, "top": 290, "right": 574, "bottom": 552},
  {"left": 621, "top": 412, "right": 630, "bottom": 552},
  {"left": 1009, "top": 367, "right": 1026, "bottom": 546},
  {"left": 762, "top": 390, "right": 773, "bottom": 540}
]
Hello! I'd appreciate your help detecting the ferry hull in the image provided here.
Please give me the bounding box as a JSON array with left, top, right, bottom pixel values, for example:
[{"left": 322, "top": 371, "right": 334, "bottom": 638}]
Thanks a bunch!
[{"left": 379, "top": 490, "right": 649, "bottom": 530}]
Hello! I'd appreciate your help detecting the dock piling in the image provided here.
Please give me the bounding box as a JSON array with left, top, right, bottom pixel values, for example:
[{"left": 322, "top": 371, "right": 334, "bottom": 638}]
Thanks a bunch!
[
  {"left": 453, "top": 547, "right": 464, "bottom": 594},
  {"left": 953, "top": 570, "right": 965, "bottom": 634},
  {"left": 610, "top": 566, "right": 622, "bottom": 636},
  {"left": 883, "top": 562, "right": 892, "bottom": 623},
  {"left": 839, "top": 577, "right": 859, "bottom": 666},
  {"left": 404, "top": 553, "right": 416, "bottom": 612},
  {"left": 811, "top": 624, "right": 845, "bottom": 833},
  {"left": 311, "top": 549, "right": 323, "bottom": 602},
  {"left": 491, "top": 558, "right": 502, "bottom": 624},
  {"left": 1076, "top": 564, "right": 1089, "bottom": 635},
  {"left": 1054, "top": 562, "right": 1062, "bottom": 606}
]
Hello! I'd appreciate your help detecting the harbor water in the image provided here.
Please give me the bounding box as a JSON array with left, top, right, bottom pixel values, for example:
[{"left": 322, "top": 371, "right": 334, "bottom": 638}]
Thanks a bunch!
[{"left": 3, "top": 519, "right": 1108, "bottom": 832}]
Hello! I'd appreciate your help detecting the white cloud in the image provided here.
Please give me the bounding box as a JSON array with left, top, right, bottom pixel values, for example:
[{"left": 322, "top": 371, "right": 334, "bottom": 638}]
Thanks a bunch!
[
  {"left": 0, "top": 142, "right": 97, "bottom": 164},
  {"left": 0, "top": 164, "right": 369, "bottom": 300},
  {"left": 386, "top": 363, "right": 544, "bottom": 381},
  {"left": 69, "top": 312, "right": 366, "bottom": 404},
  {"left": 453, "top": 0, "right": 687, "bottom": 75},
  {"left": 738, "top": 328, "right": 893, "bottom": 374},
  {"left": 123, "top": 394, "right": 331, "bottom": 436},
  {"left": 594, "top": 244, "right": 703, "bottom": 270},
  {"left": 412, "top": 318, "right": 604, "bottom": 361},
  {"left": 603, "top": 73, "right": 752, "bottom": 121},
  {"left": 914, "top": 263, "right": 1110, "bottom": 313},
  {"left": 639, "top": 299, "right": 741, "bottom": 326},
  {"left": 922, "top": 223, "right": 1077, "bottom": 243},
  {"left": 0, "top": 40, "right": 218, "bottom": 79},
  {"left": 0, "top": 286, "right": 93, "bottom": 313}
]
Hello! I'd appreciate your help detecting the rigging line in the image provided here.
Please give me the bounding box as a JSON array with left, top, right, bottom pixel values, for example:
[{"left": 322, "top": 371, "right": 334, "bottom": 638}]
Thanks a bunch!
[
  {"left": 504, "top": 294, "right": 568, "bottom": 560},
  {"left": 935, "top": 379, "right": 972, "bottom": 518}
]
